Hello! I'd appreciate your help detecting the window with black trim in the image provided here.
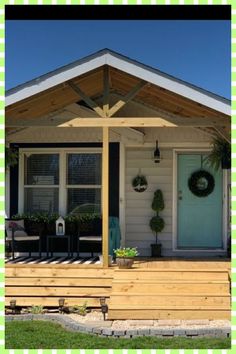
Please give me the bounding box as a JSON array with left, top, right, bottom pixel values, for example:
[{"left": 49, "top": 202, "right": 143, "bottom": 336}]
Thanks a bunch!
[
  {"left": 24, "top": 153, "right": 59, "bottom": 213},
  {"left": 22, "top": 151, "right": 102, "bottom": 215}
]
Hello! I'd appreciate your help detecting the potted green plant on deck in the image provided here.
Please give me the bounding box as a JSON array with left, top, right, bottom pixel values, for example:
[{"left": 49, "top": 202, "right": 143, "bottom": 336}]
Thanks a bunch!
[
  {"left": 114, "top": 247, "right": 139, "bottom": 269},
  {"left": 149, "top": 189, "right": 165, "bottom": 257}
]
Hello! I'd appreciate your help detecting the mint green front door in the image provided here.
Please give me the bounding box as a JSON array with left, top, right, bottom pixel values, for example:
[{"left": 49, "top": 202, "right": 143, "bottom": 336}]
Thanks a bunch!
[{"left": 177, "top": 154, "right": 223, "bottom": 249}]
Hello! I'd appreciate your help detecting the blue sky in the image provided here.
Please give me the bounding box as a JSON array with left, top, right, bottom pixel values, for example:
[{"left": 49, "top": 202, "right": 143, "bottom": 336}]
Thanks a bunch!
[{"left": 6, "top": 20, "right": 230, "bottom": 99}]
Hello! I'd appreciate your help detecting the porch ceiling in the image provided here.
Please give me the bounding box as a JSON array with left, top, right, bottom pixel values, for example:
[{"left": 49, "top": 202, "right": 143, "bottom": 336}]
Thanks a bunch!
[
  {"left": 6, "top": 65, "right": 229, "bottom": 120},
  {"left": 6, "top": 65, "right": 230, "bottom": 141}
]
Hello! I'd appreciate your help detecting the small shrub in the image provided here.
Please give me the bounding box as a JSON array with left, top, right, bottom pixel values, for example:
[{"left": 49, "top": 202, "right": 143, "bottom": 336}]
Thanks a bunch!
[
  {"left": 70, "top": 302, "right": 88, "bottom": 316},
  {"left": 29, "top": 305, "right": 45, "bottom": 314}
]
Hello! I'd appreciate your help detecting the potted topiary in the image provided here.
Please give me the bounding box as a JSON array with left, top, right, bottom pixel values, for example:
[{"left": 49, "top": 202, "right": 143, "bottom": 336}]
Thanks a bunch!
[
  {"left": 114, "top": 247, "right": 139, "bottom": 269},
  {"left": 149, "top": 189, "right": 165, "bottom": 257}
]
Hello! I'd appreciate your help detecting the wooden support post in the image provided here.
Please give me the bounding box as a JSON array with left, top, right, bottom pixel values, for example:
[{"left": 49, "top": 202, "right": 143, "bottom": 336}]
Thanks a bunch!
[
  {"left": 102, "top": 126, "right": 109, "bottom": 268},
  {"left": 103, "top": 65, "right": 110, "bottom": 117}
]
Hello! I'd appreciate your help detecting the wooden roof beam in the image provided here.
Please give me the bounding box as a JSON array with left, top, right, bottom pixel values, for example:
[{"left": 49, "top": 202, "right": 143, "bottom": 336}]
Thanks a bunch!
[
  {"left": 103, "top": 65, "right": 110, "bottom": 117},
  {"left": 68, "top": 81, "right": 104, "bottom": 118},
  {"left": 6, "top": 116, "right": 230, "bottom": 128},
  {"left": 108, "top": 80, "right": 147, "bottom": 117}
]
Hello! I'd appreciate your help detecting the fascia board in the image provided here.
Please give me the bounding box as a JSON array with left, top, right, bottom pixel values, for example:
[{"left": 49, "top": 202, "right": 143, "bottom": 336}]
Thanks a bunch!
[
  {"left": 106, "top": 53, "right": 231, "bottom": 116},
  {"left": 6, "top": 54, "right": 107, "bottom": 107}
]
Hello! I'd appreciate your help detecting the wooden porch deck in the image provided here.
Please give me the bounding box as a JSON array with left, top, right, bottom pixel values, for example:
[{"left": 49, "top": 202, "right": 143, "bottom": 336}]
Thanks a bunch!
[{"left": 5, "top": 257, "right": 231, "bottom": 320}]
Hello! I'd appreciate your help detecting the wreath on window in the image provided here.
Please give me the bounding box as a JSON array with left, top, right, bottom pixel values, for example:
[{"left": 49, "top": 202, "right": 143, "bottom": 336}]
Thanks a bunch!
[
  {"left": 132, "top": 175, "right": 148, "bottom": 193},
  {"left": 188, "top": 170, "right": 215, "bottom": 197}
]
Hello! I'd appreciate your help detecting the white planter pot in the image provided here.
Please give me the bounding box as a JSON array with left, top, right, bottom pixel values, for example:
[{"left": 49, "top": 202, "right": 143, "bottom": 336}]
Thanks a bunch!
[{"left": 99, "top": 255, "right": 112, "bottom": 265}]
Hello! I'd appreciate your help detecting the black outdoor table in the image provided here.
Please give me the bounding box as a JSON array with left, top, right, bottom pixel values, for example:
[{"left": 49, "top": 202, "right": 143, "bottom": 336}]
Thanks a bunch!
[{"left": 46, "top": 234, "right": 72, "bottom": 257}]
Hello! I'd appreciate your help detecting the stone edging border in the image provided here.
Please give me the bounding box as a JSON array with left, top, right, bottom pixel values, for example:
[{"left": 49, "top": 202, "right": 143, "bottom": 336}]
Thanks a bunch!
[{"left": 6, "top": 314, "right": 231, "bottom": 338}]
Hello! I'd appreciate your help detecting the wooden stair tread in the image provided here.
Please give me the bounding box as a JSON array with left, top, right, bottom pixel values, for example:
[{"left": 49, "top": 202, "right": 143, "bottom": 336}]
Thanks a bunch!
[
  {"left": 110, "top": 292, "right": 230, "bottom": 297},
  {"left": 115, "top": 268, "right": 229, "bottom": 273},
  {"left": 112, "top": 280, "right": 229, "bottom": 284},
  {"left": 110, "top": 292, "right": 231, "bottom": 296},
  {"left": 108, "top": 309, "right": 231, "bottom": 320},
  {"left": 109, "top": 305, "right": 230, "bottom": 310}
]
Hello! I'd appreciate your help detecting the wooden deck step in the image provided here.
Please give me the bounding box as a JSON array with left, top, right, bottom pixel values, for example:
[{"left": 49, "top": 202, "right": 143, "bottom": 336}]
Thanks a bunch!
[
  {"left": 108, "top": 268, "right": 231, "bottom": 320},
  {"left": 111, "top": 282, "right": 230, "bottom": 295},
  {"left": 110, "top": 295, "right": 230, "bottom": 307},
  {"left": 109, "top": 304, "right": 230, "bottom": 310},
  {"left": 5, "top": 297, "right": 105, "bottom": 307},
  {"left": 6, "top": 277, "right": 112, "bottom": 287},
  {"left": 132, "top": 259, "right": 231, "bottom": 271},
  {"left": 114, "top": 269, "right": 229, "bottom": 280},
  {"left": 108, "top": 309, "right": 230, "bottom": 320}
]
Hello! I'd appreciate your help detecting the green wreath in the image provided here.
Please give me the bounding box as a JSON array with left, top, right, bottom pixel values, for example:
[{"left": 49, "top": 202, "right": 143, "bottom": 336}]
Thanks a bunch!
[
  {"left": 188, "top": 170, "right": 215, "bottom": 197},
  {"left": 132, "top": 175, "right": 148, "bottom": 193}
]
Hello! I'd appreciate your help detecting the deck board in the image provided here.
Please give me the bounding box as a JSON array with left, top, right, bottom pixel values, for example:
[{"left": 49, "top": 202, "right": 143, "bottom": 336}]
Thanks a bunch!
[{"left": 5, "top": 257, "right": 231, "bottom": 319}]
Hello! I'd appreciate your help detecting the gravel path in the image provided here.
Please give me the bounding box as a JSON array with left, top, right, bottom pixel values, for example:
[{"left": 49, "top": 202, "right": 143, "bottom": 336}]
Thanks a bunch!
[{"left": 68, "top": 311, "right": 231, "bottom": 330}]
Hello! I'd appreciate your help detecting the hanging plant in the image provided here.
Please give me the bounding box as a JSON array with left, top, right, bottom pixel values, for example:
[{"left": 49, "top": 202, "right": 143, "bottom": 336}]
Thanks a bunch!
[
  {"left": 205, "top": 136, "right": 231, "bottom": 170},
  {"left": 132, "top": 175, "right": 148, "bottom": 193},
  {"left": 5, "top": 147, "right": 18, "bottom": 169},
  {"left": 188, "top": 170, "right": 215, "bottom": 197}
]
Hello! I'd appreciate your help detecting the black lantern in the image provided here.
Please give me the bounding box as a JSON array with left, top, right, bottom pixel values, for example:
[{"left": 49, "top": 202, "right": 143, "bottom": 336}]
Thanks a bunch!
[
  {"left": 10, "top": 299, "right": 16, "bottom": 314},
  {"left": 58, "top": 298, "right": 65, "bottom": 312},
  {"left": 100, "top": 297, "right": 108, "bottom": 321},
  {"left": 154, "top": 140, "right": 161, "bottom": 163}
]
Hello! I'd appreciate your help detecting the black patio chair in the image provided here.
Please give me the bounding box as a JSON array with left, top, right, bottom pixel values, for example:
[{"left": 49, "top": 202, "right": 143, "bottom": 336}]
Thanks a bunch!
[{"left": 5, "top": 219, "right": 41, "bottom": 259}]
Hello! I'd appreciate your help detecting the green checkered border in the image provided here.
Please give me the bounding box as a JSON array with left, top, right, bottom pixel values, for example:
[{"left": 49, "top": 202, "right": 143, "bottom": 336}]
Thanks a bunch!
[{"left": 1, "top": 0, "right": 233, "bottom": 353}]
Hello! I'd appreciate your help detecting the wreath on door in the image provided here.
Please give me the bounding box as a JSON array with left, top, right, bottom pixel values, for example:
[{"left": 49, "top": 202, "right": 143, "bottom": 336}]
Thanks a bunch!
[
  {"left": 188, "top": 170, "right": 215, "bottom": 197},
  {"left": 132, "top": 175, "right": 148, "bottom": 193}
]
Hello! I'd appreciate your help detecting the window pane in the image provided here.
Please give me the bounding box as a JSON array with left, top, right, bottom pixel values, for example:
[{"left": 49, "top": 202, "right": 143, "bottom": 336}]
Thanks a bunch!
[
  {"left": 68, "top": 188, "right": 101, "bottom": 214},
  {"left": 67, "top": 154, "right": 101, "bottom": 185},
  {"left": 24, "top": 188, "right": 59, "bottom": 214},
  {"left": 25, "top": 154, "right": 59, "bottom": 185}
]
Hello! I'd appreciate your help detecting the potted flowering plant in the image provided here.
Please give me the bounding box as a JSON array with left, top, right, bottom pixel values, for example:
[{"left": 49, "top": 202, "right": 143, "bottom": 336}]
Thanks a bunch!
[{"left": 114, "top": 247, "right": 139, "bottom": 269}]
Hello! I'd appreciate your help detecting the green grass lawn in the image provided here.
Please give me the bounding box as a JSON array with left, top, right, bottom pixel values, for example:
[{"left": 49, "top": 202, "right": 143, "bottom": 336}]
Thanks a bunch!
[{"left": 5, "top": 320, "right": 231, "bottom": 349}]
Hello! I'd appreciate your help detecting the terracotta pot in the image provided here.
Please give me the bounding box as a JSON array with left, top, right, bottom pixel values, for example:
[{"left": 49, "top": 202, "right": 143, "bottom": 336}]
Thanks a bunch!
[{"left": 116, "top": 257, "right": 134, "bottom": 269}]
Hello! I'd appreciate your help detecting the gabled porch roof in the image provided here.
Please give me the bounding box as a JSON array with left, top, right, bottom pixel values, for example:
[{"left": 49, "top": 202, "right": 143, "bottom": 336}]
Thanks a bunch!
[
  {"left": 6, "top": 49, "right": 230, "bottom": 142},
  {"left": 6, "top": 48, "right": 230, "bottom": 115}
]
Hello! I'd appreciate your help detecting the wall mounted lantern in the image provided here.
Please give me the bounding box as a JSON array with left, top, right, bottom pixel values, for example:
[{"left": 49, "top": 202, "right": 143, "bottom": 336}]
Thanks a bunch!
[
  {"left": 58, "top": 298, "right": 65, "bottom": 313},
  {"left": 10, "top": 299, "right": 16, "bottom": 314},
  {"left": 154, "top": 140, "right": 161, "bottom": 163}
]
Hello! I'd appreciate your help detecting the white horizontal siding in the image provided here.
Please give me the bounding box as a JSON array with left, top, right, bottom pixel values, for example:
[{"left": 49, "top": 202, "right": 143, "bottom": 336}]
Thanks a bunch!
[
  {"left": 143, "top": 127, "right": 210, "bottom": 143},
  {"left": 125, "top": 147, "right": 173, "bottom": 256}
]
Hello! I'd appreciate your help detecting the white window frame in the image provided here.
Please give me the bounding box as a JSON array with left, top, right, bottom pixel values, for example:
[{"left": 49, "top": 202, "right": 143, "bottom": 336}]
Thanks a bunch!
[{"left": 19, "top": 148, "right": 102, "bottom": 216}]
